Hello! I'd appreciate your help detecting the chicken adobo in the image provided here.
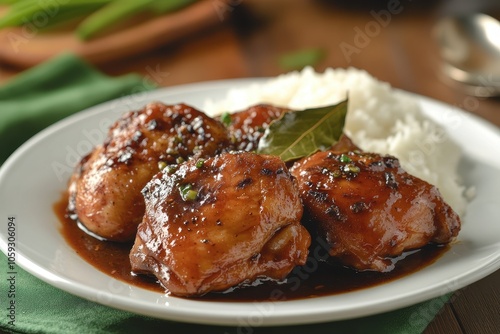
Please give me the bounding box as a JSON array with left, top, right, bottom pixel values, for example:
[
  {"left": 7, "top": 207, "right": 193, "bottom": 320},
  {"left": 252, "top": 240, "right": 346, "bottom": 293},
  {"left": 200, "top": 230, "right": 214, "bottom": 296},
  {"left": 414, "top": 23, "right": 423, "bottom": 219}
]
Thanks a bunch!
[
  {"left": 66, "top": 101, "right": 461, "bottom": 297},
  {"left": 68, "top": 102, "right": 230, "bottom": 241},
  {"left": 291, "top": 150, "right": 461, "bottom": 272},
  {"left": 130, "top": 151, "right": 310, "bottom": 296}
]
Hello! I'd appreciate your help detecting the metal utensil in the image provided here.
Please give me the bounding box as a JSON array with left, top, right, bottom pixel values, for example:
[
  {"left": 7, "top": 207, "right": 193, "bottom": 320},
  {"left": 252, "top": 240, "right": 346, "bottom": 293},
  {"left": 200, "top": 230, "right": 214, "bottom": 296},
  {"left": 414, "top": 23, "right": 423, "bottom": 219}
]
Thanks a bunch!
[{"left": 435, "top": 13, "right": 500, "bottom": 97}]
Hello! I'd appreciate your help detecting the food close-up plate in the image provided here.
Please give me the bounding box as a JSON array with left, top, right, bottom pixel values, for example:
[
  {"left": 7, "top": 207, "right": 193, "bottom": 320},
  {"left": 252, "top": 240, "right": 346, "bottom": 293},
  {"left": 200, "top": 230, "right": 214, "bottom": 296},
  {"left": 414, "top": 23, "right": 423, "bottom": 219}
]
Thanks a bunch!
[{"left": 0, "top": 78, "right": 499, "bottom": 326}]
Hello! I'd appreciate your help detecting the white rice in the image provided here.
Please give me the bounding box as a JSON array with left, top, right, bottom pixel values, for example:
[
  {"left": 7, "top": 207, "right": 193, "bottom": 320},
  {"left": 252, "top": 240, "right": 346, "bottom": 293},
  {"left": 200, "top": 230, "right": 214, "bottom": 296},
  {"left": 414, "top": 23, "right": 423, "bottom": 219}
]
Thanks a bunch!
[{"left": 204, "top": 67, "right": 467, "bottom": 215}]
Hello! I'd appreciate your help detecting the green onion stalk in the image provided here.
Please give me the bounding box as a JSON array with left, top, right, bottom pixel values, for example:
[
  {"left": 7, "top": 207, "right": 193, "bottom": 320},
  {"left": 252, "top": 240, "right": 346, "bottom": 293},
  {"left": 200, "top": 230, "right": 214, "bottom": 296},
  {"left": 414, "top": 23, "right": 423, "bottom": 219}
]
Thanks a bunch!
[{"left": 0, "top": 0, "right": 197, "bottom": 40}]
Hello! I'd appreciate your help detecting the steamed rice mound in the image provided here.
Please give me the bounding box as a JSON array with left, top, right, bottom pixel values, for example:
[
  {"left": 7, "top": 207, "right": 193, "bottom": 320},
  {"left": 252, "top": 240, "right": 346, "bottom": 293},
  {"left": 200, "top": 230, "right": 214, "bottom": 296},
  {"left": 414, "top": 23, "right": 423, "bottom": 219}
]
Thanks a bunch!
[{"left": 204, "top": 67, "right": 467, "bottom": 215}]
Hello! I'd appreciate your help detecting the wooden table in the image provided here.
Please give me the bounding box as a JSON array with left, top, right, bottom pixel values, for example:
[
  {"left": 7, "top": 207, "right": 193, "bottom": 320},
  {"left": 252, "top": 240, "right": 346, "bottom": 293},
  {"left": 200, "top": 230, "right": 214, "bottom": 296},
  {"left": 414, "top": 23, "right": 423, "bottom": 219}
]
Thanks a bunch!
[{"left": 0, "top": 0, "right": 498, "bottom": 333}]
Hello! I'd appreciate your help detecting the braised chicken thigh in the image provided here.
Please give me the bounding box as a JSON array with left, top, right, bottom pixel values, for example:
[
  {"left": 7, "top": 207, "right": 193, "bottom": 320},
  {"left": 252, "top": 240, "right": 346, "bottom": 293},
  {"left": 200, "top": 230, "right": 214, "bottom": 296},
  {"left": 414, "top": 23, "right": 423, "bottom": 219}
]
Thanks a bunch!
[
  {"left": 68, "top": 103, "right": 231, "bottom": 241},
  {"left": 130, "top": 151, "right": 311, "bottom": 296},
  {"left": 64, "top": 95, "right": 464, "bottom": 298},
  {"left": 291, "top": 150, "right": 461, "bottom": 272}
]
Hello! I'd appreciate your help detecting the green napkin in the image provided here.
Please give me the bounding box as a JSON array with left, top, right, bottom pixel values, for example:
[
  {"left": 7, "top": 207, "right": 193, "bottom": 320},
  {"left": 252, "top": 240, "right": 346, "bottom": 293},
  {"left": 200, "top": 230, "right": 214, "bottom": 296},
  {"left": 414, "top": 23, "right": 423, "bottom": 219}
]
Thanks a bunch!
[
  {"left": 0, "top": 257, "right": 450, "bottom": 334},
  {"left": 0, "top": 53, "right": 155, "bottom": 164},
  {"left": 0, "top": 54, "right": 450, "bottom": 334}
]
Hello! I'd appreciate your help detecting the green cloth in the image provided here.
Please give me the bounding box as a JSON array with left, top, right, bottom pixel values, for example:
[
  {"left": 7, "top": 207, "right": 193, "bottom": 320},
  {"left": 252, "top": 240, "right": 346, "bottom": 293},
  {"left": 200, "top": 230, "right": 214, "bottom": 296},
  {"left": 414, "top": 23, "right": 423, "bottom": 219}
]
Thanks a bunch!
[
  {"left": 0, "top": 53, "right": 154, "bottom": 164},
  {"left": 0, "top": 54, "right": 450, "bottom": 334},
  {"left": 0, "top": 256, "right": 451, "bottom": 334}
]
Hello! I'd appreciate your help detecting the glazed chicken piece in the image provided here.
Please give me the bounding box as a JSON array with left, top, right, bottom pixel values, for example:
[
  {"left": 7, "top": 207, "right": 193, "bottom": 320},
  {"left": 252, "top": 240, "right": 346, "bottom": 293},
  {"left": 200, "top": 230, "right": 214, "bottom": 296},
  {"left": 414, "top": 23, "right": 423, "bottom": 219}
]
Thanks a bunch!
[
  {"left": 224, "top": 104, "right": 288, "bottom": 151},
  {"left": 291, "top": 150, "right": 461, "bottom": 272},
  {"left": 68, "top": 102, "right": 231, "bottom": 242},
  {"left": 130, "top": 151, "right": 311, "bottom": 296}
]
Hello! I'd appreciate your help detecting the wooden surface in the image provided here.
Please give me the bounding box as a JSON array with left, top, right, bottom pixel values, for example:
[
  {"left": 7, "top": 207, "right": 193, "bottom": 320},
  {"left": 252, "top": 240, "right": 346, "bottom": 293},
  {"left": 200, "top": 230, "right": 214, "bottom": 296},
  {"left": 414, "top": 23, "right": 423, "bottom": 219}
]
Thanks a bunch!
[
  {"left": 0, "top": 0, "right": 499, "bottom": 333},
  {"left": 0, "top": 1, "right": 222, "bottom": 68}
]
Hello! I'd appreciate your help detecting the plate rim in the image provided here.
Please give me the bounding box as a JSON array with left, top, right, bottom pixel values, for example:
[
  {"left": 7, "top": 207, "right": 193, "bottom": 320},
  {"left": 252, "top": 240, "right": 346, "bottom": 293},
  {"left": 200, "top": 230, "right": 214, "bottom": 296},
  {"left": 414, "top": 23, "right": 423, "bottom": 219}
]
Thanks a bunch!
[{"left": 0, "top": 78, "right": 499, "bottom": 326}]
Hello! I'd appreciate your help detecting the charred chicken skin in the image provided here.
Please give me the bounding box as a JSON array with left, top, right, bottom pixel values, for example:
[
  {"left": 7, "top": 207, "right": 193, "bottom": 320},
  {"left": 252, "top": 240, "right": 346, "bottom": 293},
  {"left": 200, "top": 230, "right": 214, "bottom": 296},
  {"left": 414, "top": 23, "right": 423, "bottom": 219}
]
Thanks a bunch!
[
  {"left": 291, "top": 150, "right": 461, "bottom": 272},
  {"left": 130, "top": 151, "right": 311, "bottom": 297},
  {"left": 68, "top": 102, "right": 231, "bottom": 242}
]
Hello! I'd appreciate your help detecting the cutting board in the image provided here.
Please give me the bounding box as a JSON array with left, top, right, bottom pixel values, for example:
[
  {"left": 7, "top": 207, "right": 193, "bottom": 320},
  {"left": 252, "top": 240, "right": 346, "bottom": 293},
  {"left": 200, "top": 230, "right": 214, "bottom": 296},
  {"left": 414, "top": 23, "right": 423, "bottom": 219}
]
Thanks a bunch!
[{"left": 0, "top": 1, "right": 222, "bottom": 68}]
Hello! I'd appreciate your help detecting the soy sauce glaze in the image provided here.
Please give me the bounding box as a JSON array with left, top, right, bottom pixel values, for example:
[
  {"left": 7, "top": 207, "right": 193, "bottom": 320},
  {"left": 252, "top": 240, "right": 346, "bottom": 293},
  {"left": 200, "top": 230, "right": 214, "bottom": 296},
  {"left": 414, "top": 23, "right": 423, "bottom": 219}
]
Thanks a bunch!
[{"left": 55, "top": 193, "right": 448, "bottom": 301}]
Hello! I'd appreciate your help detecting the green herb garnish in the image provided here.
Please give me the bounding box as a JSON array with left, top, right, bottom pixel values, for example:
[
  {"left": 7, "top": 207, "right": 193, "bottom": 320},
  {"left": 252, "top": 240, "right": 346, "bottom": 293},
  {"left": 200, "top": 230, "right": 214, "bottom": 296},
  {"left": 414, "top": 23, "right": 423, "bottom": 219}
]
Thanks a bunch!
[
  {"left": 340, "top": 154, "right": 351, "bottom": 163},
  {"left": 195, "top": 159, "right": 205, "bottom": 168},
  {"left": 179, "top": 183, "right": 197, "bottom": 201},
  {"left": 158, "top": 161, "right": 167, "bottom": 170},
  {"left": 344, "top": 164, "right": 360, "bottom": 173},
  {"left": 220, "top": 112, "right": 232, "bottom": 127},
  {"left": 165, "top": 165, "right": 177, "bottom": 174},
  {"left": 256, "top": 100, "right": 348, "bottom": 162}
]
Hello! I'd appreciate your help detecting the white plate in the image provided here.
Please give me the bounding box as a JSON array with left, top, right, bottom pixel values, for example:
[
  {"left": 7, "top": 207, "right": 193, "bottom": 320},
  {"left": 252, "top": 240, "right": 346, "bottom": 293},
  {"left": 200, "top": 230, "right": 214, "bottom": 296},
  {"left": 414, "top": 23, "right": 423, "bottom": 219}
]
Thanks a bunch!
[{"left": 1, "top": 79, "right": 499, "bottom": 326}]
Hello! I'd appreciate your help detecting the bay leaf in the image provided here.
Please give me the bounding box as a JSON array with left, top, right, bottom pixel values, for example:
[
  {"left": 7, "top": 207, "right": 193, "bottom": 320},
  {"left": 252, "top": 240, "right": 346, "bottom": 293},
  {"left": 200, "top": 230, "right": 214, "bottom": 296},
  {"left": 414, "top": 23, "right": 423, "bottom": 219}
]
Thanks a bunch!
[{"left": 256, "top": 99, "right": 348, "bottom": 161}]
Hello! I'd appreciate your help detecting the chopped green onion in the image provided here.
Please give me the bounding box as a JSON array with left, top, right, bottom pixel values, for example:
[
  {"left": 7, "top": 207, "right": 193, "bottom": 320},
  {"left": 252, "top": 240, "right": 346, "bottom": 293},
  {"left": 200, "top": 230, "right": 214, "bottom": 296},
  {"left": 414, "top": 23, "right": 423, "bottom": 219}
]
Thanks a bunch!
[
  {"left": 180, "top": 183, "right": 190, "bottom": 191},
  {"left": 166, "top": 148, "right": 179, "bottom": 155},
  {"left": 149, "top": 0, "right": 197, "bottom": 14},
  {"left": 195, "top": 159, "right": 205, "bottom": 168},
  {"left": 221, "top": 112, "right": 232, "bottom": 127},
  {"left": 344, "top": 164, "right": 360, "bottom": 173},
  {"left": 76, "top": 0, "right": 154, "bottom": 40},
  {"left": 176, "top": 156, "right": 185, "bottom": 164},
  {"left": 76, "top": 0, "right": 196, "bottom": 40},
  {"left": 0, "top": 0, "right": 197, "bottom": 40},
  {"left": 180, "top": 184, "right": 197, "bottom": 201},
  {"left": 184, "top": 189, "right": 198, "bottom": 201},
  {"left": 0, "top": 0, "right": 111, "bottom": 30},
  {"left": 165, "top": 165, "right": 177, "bottom": 174},
  {"left": 340, "top": 154, "right": 351, "bottom": 163},
  {"left": 158, "top": 161, "right": 167, "bottom": 170}
]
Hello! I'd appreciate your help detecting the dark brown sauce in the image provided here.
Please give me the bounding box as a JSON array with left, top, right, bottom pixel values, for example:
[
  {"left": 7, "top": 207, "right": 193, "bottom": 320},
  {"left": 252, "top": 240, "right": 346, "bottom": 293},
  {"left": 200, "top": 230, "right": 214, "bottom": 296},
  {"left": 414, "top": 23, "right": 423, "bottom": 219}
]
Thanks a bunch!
[{"left": 55, "top": 193, "right": 448, "bottom": 301}]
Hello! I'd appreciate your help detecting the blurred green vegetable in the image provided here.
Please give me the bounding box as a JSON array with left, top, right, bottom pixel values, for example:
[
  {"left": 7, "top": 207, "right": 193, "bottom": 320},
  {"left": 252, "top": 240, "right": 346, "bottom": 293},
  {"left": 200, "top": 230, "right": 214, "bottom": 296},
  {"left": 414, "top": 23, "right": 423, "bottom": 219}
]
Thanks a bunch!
[
  {"left": 77, "top": 0, "right": 196, "bottom": 40},
  {"left": 278, "top": 48, "right": 325, "bottom": 70},
  {"left": 0, "top": 0, "right": 196, "bottom": 40}
]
